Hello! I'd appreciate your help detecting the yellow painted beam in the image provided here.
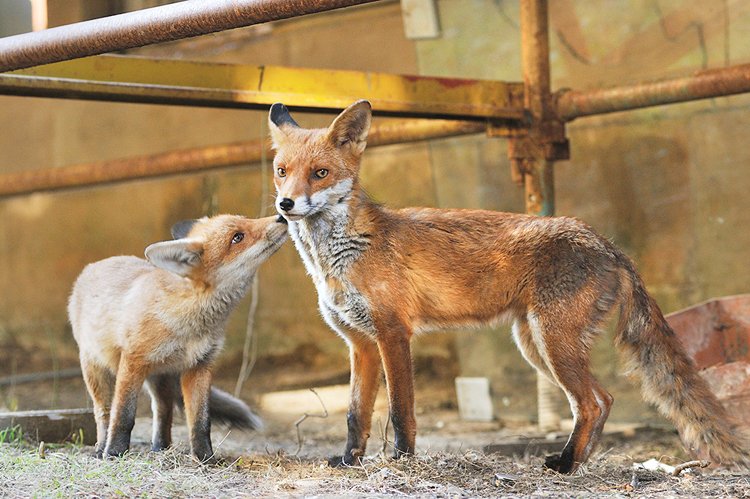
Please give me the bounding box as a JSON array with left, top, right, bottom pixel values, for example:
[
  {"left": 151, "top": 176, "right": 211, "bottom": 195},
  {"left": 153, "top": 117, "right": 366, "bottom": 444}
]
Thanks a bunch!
[{"left": 0, "top": 55, "right": 524, "bottom": 120}]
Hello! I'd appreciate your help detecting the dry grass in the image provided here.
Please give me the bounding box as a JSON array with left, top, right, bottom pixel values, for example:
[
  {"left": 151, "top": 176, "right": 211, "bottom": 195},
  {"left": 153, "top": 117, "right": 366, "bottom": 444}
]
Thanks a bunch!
[
  {"left": 2, "top": 431, "right": 749, "bottom": 498},
  {"left": 2, "top": 380, "right": 748, "bottom": 498}
]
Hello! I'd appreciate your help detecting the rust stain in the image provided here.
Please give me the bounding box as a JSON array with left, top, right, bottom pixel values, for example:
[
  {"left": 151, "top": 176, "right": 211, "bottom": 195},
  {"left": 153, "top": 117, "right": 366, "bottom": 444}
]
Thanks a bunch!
[{"left": 401, "top": 74, "right": 477, "bottom": 89}]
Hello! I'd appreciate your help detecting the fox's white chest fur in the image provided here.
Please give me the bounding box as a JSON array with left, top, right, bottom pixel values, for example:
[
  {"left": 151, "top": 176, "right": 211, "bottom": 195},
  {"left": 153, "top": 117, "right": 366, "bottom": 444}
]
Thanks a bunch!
[{"left": 289, "top": 204, "right": 375, "bottom": 336}]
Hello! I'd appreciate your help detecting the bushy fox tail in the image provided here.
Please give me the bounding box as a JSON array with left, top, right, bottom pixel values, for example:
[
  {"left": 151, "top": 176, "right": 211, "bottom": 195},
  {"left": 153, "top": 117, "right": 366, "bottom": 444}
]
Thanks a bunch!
[
  {"left": 174, "top": 384, "right": 263, "bottom": 431},
  {"left": 208, "top": 386, "right": 263, "bottom": 430},
  {"left": 615, "top": 255, "right": 749, "bottom": 467}
]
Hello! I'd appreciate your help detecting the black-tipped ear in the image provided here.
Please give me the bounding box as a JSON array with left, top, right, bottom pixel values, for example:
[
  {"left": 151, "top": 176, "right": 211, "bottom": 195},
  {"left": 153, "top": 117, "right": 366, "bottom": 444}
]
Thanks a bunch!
[
  {"left": 171, "top": 219, "right": 197, "bottom": 240},
  {"left": 328, "top": 100, "right": 372, "bottom": 155},
  {"left": 269, "top": 103, "right": 300, "bottom": 128}
]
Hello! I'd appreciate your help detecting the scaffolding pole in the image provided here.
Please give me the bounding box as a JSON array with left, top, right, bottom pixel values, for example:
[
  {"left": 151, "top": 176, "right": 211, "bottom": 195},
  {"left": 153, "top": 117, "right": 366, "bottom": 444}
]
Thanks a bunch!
[
  {"left": 0, "top": 120, "right": 485, "bottom": 197},
  {"left": 556, "top": 63, "right": 750, "bottom": 121},
  {"left": 0, "top": 0, "right": 380, "bottom": 73},
  {"left": 518, "top": 0, "right": 565, "bottom": 433}
]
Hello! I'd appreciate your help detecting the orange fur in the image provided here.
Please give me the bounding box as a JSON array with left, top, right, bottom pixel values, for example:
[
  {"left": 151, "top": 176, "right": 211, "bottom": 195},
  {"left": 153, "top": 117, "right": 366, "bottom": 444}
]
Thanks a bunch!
[
  {"left": 68, "top": 215, "right": 286, "bottom": 461},
  {"left": 269, "top": 101, "right": 749, "bottom": 473}
]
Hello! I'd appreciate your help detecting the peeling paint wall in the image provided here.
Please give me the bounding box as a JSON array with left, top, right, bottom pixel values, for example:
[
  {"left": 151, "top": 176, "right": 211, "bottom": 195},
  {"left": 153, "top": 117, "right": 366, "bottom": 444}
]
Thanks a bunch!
[
  {"left": 1, "top": 1, "right": 749, "bottom": 424},
  {"left": 413, "top": 0, "right": 750, "bottom": 422}
]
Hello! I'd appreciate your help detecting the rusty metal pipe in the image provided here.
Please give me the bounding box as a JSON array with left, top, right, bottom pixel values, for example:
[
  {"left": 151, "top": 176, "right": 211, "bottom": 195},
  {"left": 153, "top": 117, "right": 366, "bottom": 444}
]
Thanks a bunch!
[
  {"left": 0, "top": 141, "right": 261, "bottom": 198},
  {"left": 519, "top": 0, "right": 564, "bottom": 433},
  {"left": 0, "top": 0, "right": 379, "bottom": 73},
  {"left": 0, "top": 119, "right": 485, "bottom": 198},
  {"left": 519, "top": 0, "right": 555, "bottom": 217},
  {"left": 556, "top": 63, "right": 750, "bottom": 121},
  {"left": 366, "top": 119, "right": 485, "bottom": 145},
  {"left": 520, "top": 0, "right": 551, "bottom": 122}
]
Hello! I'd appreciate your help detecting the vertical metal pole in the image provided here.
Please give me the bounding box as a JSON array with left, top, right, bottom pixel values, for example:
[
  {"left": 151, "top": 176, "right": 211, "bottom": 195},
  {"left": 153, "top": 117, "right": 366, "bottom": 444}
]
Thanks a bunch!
[
  {"left": 519, "top": 0, "right": 563, "bottom": 432},
  {"left": 520, "top": 0, "right": 554, "bottom": 216}
]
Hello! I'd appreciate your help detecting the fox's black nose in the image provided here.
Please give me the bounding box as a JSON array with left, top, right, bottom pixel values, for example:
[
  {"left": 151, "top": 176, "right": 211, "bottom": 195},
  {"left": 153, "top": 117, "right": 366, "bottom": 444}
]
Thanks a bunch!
[{"left": 279, "top": 198, "right": 295, "bottom": 212}]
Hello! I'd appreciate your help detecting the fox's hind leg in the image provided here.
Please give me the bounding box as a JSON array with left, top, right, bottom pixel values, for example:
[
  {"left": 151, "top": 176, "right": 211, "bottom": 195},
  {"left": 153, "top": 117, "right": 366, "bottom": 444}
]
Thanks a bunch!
[
  {"left": 511, "top": 317, "right": 555, "bottom": 382},
  {"left": 181, "top": 363, "right": 214, "bottom": 463},
  {"left": 145, "top": 374, "right": 178, "bottom": 451},
  {"left": 526, "top": 311, "right": 613, "bottom": 474},
  {"left": 80, "top": 358, "right": 114, "bottom": 458}
]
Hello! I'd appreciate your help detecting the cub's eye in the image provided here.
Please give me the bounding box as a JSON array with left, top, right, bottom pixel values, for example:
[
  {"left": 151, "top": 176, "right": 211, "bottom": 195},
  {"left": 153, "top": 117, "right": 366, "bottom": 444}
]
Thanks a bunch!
[
  {"left": 315, "top": 168, "right": 329, "bottom": 179},
  {"left": 277, "top": 167, "right": 286, "bottom": 177},
  {"left": 231, "top": 232, "right": 244, "bottom": 244}
]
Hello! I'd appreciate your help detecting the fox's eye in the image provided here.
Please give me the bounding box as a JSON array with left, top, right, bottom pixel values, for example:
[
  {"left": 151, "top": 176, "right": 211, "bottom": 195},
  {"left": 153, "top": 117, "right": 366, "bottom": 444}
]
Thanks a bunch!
[
  {"left": 315, "top": 168, "right": 329, "bottom": 179},
  {"left": 231, "top": 232, "right": 244, "bottom": 244},
  {"left": 277, "top": 167, "right": 286, "bottom": 177}
]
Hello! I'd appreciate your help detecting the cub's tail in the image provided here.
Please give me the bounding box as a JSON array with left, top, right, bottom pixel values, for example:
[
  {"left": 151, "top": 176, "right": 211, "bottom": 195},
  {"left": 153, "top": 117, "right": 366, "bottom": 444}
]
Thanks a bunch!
[
  {"left": 615, "top": 254, "right": 749, "bottom": 467},
  {"left": 173, "top": 382, "right": 263, "bottom": 431},
  {"left": 207, "top": 386, "right": 263, "bottom": 430}
]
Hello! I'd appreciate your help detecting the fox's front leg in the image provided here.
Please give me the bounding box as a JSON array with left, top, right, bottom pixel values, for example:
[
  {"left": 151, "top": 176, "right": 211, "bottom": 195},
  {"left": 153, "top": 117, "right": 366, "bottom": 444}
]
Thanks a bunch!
[
  {"left": 181, "top": 363, "right": 214, "bottom": 463},
  {"left": 105, "top": 355, "right": 148, "bottom": 457},
  {"left": 80, "top": 359, "right": 115, "bottom": 458},
  {"left": 377, "top": 325, "right": 416, "bottom": 458},
  {"left": 330, "top": 338, "right": 381, "bottom": 466}
]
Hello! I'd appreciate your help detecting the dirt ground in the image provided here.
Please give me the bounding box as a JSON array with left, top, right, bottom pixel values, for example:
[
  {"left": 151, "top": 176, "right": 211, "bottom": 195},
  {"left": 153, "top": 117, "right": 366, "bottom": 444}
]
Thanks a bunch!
[{"left": 2, "top": 378, "right": 749, "bottom": 498}]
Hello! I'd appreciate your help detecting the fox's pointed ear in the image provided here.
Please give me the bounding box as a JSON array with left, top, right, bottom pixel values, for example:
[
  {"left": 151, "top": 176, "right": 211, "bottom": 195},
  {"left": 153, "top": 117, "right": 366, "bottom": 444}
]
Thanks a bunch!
[
  {"left": 328, "top": 100, "right": 372, "bottom": 156},
  {"left": 170, "top": 219, "right": 197, "bottom": 240},
  {"left": 145, "top": 239, "right": 203, "bottom": 277},
  {"left": 268, "top": 103, "right": 299, "bottom": 149}
]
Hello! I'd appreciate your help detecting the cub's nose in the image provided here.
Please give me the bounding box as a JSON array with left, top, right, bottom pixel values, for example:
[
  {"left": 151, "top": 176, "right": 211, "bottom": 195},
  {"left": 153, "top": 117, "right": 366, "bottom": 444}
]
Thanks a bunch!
[{"left": 278, "top": 198, "right": 295, "bottom": 212}]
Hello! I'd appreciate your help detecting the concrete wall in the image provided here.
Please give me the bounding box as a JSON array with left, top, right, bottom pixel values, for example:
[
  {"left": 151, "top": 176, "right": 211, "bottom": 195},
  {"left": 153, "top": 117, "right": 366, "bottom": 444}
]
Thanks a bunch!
[
  {"left": 0, "top": 0, "right": 31, "bottom": 37},
  {"left": 413, "top": 0, "right": 750, "bottom": 422},
  {"left": 1, "top": 1, "right": 749, "bottom": 423},
  {"left": 0, "top": 2, "right": 426, "bottom": 385}
]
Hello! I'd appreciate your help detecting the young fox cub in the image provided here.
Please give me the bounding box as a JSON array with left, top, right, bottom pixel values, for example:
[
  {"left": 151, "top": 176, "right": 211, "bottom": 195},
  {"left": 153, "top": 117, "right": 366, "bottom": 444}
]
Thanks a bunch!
[
  {"left": 268, "top": 101, "right": 749, "bottom": 473},
  {"left": 68, "top": 214, "right": 287, "bottom": 461}
]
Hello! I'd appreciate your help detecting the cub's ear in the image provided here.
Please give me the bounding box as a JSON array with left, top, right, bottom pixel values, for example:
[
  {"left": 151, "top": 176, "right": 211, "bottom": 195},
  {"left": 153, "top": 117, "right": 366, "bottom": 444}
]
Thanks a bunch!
[
  {"left": 145, "top": 239, "right": 203, "bottom": 277},
  {"left": 170, "top": 219, "right": 197, "bottom": 240},
  {"left": 327, "top": 100, "right": 372, "bottom": 156},
  {"left": 268, "top": 103, "right": 300, "bottom": 149}
]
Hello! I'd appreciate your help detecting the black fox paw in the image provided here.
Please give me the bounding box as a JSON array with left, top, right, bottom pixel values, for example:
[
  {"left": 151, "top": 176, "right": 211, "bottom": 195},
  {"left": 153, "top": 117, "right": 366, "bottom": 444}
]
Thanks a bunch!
[
  {"left": 193, "top": 454, "right": 220, "bottom": 466},
  {"left": 392, "top": 448, "right": 413, "bottom": 460},
  {"left": 328, "top": 454, "right": 360, "bottom": 467},
  {"left": 544, "top": 453, "right": 576, "bottom": 474}
]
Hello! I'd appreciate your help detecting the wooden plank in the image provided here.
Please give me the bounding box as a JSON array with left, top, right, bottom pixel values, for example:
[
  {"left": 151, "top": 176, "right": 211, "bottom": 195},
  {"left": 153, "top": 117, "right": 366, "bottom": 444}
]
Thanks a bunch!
[{"left": 0, "top": 408, "right": 96, "bottom": 445}]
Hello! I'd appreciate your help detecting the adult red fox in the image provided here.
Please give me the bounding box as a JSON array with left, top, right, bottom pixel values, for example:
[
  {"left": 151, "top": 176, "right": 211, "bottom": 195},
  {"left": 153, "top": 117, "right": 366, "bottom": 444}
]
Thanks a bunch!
[
  {"left": 268, "top": 100, "right": 749, "bottom": 473},
  {"left": 68, "top": 214, "right": 287, "bottom": 462}
]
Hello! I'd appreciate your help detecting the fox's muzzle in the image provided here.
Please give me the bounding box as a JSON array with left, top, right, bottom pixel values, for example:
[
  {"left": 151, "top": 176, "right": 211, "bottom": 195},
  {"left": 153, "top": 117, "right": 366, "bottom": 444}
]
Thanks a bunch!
[{"left": 278, "top": 198, "right": 295, "bottom": 212}]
